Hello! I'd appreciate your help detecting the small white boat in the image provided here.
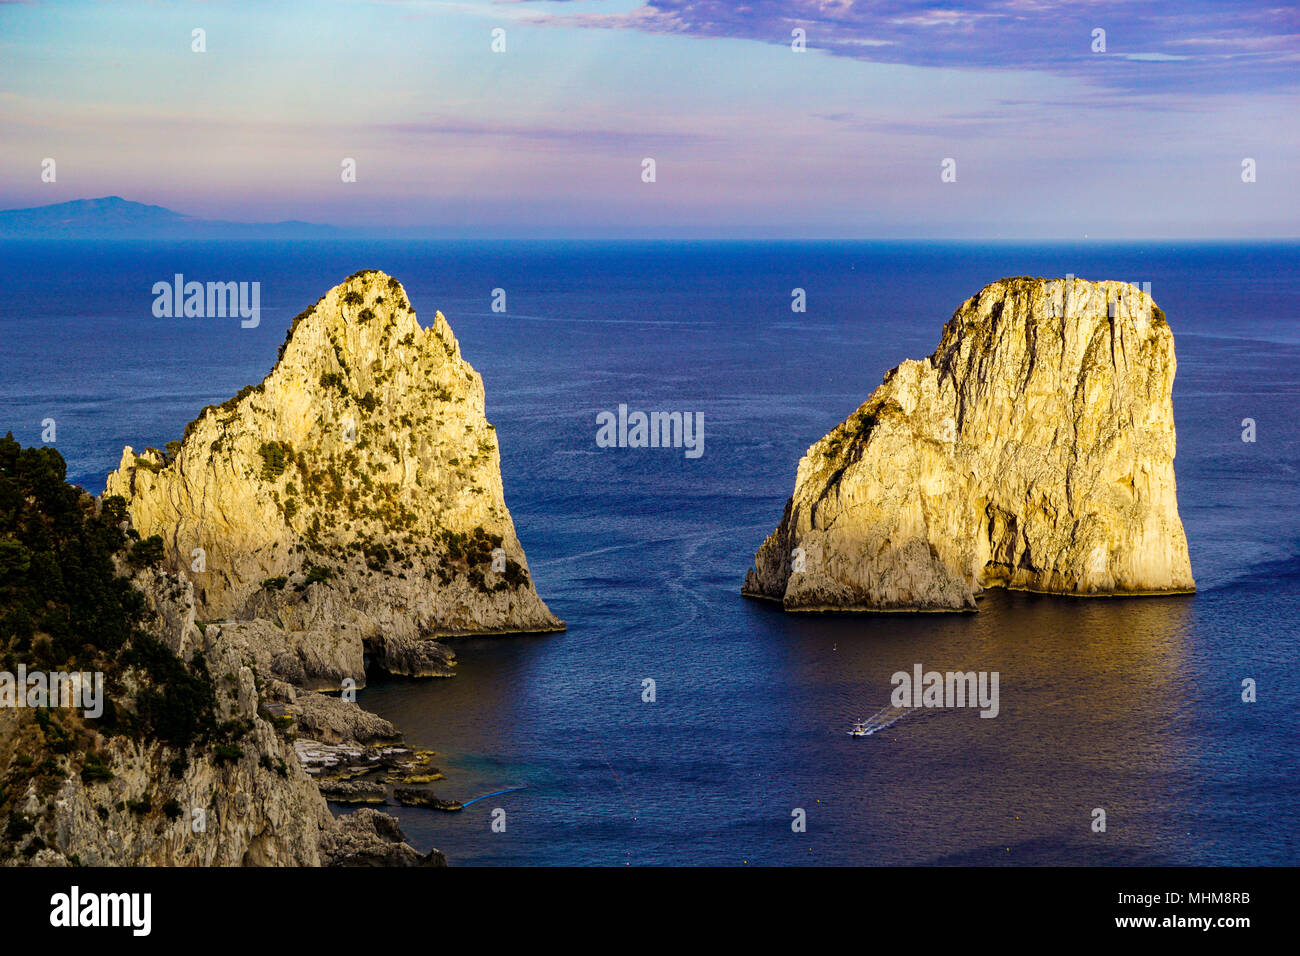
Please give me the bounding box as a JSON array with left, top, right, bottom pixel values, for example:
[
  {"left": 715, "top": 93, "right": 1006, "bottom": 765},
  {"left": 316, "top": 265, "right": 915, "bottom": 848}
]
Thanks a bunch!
[{"left": 847, "top": 720, "right": 869, "bottom": 737}]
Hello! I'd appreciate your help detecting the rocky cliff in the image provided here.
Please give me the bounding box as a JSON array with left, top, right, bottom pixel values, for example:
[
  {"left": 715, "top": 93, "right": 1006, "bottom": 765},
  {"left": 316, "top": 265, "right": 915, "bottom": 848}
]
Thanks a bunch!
[
  {"left": 0, "top": 435, "right": 439, "bottom": 866},
  {"left": 10, "top": 563, "right": 333, "bottom": 865},
  {"left": 6, "top": 564, "right": 443, "bottom": 867},
  {"left": 105, "top": 270, "right": 562, "bottom": 676},
  {"left": 4, "top": 271, "right": 562, "bottom": 865},
  {"left": 743, "top": 277, "right": 1195, "bottom": 611}
]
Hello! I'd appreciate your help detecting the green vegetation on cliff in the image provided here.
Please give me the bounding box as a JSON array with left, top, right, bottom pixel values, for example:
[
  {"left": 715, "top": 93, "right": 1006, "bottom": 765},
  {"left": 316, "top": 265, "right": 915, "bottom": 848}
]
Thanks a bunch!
[{"left": 0, "top": 434, "right": 244, "bottom": 861}]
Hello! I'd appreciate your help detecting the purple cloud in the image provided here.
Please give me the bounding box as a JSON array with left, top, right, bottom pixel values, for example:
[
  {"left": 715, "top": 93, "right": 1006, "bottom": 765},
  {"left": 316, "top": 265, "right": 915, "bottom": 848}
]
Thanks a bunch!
[{"left": 515, "top": 0, "right": 1300, "bottom": 94}]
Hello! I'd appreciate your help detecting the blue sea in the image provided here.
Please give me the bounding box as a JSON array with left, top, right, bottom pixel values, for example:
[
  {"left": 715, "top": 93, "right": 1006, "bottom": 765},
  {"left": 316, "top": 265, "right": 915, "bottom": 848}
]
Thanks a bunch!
[{"left": 1, "top": 239, "right": 1297, "bottom": 866}]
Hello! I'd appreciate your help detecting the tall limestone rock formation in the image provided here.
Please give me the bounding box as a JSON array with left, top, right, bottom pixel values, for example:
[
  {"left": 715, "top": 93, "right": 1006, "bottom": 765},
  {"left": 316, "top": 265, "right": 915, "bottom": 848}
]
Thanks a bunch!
[
  {"left": 744, "top": 277, "right": 1195, "bottom": 611},
  {"left": 106, "top": 270, "right": 562, "bottom": 679}
]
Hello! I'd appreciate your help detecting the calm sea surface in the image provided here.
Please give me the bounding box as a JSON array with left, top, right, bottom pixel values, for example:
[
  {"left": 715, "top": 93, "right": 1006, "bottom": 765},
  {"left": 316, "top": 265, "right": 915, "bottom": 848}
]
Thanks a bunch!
[{"left": 1, "top": 239, "right": 1296, "bottom": 865}]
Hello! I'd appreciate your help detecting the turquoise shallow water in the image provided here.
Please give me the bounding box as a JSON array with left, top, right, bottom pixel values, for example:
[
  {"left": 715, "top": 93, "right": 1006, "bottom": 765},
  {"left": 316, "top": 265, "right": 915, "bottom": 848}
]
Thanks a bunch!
[{"left": 1, "top": 239, "right": 1296, "bottom": 864}]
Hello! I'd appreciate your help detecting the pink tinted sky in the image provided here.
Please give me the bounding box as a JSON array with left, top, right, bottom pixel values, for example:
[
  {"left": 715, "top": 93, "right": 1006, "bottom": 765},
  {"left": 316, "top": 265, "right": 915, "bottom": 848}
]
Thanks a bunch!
[{"left": 0, "top": 0, "right": 1296, "bottom": 237}]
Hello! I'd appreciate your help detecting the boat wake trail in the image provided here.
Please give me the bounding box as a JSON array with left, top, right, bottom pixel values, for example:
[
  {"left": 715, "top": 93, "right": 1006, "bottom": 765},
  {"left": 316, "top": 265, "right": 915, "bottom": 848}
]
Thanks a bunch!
[{"left": 848, "top": 703, "right": 924, "bottom": 737}]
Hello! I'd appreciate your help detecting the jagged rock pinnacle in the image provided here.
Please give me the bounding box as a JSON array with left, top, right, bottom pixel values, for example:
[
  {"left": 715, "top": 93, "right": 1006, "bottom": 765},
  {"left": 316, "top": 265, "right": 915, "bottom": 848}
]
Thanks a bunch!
[{"left": 107, "top": 270, "right": 563, "bottom": 660}]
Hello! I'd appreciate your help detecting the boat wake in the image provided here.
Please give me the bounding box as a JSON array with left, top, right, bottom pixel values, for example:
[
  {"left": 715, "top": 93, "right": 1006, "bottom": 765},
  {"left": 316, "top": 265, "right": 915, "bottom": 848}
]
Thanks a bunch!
[{"left": 848, "top": 703, "right": 924, "bottom": 737}]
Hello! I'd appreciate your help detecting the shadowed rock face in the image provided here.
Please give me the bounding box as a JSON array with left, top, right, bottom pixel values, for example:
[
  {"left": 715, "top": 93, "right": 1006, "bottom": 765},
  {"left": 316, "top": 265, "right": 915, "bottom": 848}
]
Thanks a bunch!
[
  {"left": 744, "top": 277, "right": 1195, "bottom": 612},
  {"left": 106, "top": 270, "right": 563, "bottom": 647},
  {"left": 15, "top": 561, "right": 442, "bottom": 867},
  {"left": 320, "top": 808, "right": 447, "bottom": 867}
]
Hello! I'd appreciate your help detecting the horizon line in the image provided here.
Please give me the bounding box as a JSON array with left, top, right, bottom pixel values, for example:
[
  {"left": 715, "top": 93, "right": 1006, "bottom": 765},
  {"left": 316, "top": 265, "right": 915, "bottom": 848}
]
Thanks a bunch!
[{"left": 2, "top": 235, "right": 1297, "bottom": 243}]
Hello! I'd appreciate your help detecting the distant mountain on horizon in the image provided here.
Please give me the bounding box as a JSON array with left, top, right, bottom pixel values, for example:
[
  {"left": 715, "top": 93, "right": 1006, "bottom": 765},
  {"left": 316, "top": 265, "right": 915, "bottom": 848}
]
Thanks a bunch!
[{"left": 0, "top": 196, "right": 343, "bottom": 239}]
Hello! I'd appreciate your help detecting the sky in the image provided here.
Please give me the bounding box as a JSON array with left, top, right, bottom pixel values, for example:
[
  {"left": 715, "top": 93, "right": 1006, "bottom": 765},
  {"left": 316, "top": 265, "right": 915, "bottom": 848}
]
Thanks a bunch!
[{"left": 0, "top": 0, "right": 1296, "bottom": 238}]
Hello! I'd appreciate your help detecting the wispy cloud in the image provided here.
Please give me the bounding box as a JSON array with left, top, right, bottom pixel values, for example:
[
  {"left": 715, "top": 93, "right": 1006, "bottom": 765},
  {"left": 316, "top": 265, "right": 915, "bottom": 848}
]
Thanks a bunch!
[
  {"left": 370, "top": 118, "right": 711, "bottom": 151},
  {"left": 513, "top": 0, "right": 1300, "bottom": 94}
]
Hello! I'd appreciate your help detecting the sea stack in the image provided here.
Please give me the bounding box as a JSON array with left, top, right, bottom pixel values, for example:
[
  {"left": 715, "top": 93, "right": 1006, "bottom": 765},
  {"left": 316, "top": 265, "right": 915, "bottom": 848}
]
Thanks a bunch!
[
  {"left": 106, "top": 270, "right": 563, "bottom": 672},
  {"left": 743, "top": 277, "right": 1195, "bottom": 612}
]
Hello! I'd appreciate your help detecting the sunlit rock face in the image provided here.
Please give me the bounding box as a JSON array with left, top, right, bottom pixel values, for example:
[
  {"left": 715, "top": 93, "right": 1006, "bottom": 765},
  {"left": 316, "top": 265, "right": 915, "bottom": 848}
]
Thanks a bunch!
[
  {"left": 744, "top": 277, "right": 1195, "bottom": 612},
  {"left": 106, "top": 270, "right": 563, "bottom": 643}
]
